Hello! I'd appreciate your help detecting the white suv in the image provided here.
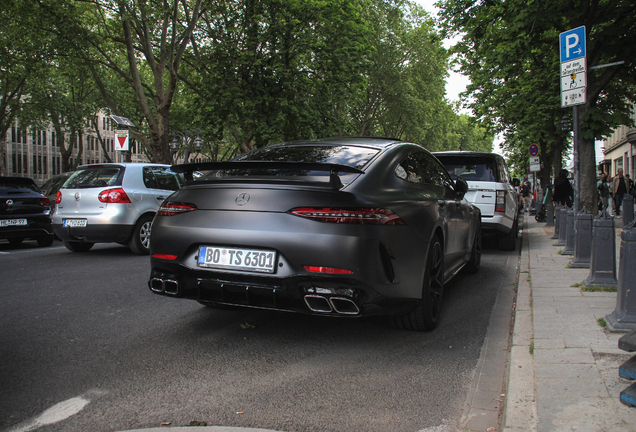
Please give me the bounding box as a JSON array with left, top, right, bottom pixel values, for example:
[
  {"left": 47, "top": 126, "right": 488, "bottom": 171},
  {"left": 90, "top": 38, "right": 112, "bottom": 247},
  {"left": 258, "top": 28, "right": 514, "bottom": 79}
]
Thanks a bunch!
[{"left": 434, "top": 151, "right": 519, "bottom": 251}]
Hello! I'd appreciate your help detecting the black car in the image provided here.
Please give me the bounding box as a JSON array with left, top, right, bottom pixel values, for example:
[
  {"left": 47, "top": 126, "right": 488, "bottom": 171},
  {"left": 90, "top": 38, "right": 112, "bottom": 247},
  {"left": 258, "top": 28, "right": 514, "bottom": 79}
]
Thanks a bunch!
[
  {"left": 148, "top": 137, "right": 481, "bottom": 331},
  {"left": 0, "top": 177, "right": 55, "bottom": 247}
]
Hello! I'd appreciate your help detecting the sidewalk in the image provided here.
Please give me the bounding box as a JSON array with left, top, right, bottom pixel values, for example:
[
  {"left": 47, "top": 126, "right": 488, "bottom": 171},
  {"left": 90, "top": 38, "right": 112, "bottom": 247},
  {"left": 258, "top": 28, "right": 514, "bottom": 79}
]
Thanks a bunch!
[{"left": 503, "top": 212, "right": 636, "bottom": 431}]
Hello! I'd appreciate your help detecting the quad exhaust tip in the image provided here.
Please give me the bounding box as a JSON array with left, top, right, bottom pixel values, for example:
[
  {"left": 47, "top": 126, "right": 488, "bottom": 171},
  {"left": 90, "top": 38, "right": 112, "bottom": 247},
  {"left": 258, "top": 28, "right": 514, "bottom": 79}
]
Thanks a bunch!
[
  {"left": 304, "top": 295, "right": 360, "bottom": 315},
  {"left": 150, "top": 277, "right": 179, "bottom": 295}
]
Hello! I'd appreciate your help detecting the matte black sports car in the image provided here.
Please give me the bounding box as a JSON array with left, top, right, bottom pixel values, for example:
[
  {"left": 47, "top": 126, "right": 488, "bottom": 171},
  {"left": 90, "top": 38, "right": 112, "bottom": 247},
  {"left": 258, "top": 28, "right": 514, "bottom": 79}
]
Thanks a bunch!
[{"left": 148, "top": 137, "right": 481, "bottom": 331}]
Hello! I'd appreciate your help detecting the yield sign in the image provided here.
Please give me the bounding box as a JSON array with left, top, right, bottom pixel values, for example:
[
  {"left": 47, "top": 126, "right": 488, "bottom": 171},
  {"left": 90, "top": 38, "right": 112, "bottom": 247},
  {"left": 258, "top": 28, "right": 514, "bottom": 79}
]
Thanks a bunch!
[{"left": 115, "top": 130, "right": 129, "bottom": 151}]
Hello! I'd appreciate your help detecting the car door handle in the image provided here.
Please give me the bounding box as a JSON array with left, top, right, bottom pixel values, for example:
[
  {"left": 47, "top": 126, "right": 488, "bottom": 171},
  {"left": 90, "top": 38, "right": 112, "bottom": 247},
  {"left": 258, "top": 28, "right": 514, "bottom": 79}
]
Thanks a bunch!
[{"left": 156, "top": 196, "right": 166, "bottom": 200}]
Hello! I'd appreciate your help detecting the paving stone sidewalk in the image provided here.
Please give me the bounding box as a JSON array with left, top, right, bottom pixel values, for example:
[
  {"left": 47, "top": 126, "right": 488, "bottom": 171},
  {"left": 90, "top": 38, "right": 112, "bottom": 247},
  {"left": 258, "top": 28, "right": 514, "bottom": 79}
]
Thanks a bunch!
[{"left": 503, "top": 213, "right": 636, "bottom": 432}]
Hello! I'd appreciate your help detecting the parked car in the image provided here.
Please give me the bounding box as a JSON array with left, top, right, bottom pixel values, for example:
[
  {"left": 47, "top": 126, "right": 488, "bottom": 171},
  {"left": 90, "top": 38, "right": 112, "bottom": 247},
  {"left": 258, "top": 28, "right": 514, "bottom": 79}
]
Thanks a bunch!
[
  {"left": 52, "top": 163, "right": 183, "bottom": 255},
  {"left": 0, "top": 177, "right": 54, "bottom": 247},
  {"left": 40, "top": 171, "right": 74, "bottom": 209},
  {"left": 433, "top": 151, "right": 519, "bottom": 251},
  {"left": 148, "top": 137, "right": 481, "bottom": 331}
]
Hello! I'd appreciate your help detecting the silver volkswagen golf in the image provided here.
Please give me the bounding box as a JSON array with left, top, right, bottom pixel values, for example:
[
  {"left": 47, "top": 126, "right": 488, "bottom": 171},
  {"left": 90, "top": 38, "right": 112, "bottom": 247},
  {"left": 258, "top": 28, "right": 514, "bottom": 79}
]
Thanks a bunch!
[{"left": 52, "top": 163, "right": 183, "bottom": 254}]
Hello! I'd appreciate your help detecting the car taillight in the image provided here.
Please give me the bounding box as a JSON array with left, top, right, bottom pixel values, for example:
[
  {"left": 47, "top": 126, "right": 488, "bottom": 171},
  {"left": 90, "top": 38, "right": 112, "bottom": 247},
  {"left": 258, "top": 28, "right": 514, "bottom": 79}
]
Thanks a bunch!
[
  {"left": 152, "top": 254, "right": 178, "bottom": 260},
  {"left": 289, "top": 208, "right": 404, "bottom": 225},
  {"left": 496, "top": 191, "right": 506, "bottom": 213},
  {"left": 303, "top": 265, "right": 353, "bottom": 274},
  {"left": 157, "top": 202, "right": 197, "bottom": 216},
  {"left": 39, "top": 197, "right": 51, "bottom": 209},
  {"left": 98, "top": 188, "right": 131, "bottom": 203},
  {"left": 55, "top": 190, "right": 62, "bottom": 204}
]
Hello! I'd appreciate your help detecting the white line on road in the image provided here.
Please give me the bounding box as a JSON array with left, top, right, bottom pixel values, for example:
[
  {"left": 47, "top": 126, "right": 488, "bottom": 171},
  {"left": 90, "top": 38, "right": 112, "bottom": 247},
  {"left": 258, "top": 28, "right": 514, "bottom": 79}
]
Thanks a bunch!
[{"left": 6, "top": 396, "right": 91, "bottom": 432}]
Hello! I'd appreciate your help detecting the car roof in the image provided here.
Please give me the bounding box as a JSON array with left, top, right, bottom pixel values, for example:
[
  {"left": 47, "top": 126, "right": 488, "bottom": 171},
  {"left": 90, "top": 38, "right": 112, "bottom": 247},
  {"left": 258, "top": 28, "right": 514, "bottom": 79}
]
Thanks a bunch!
[
  {"left": 273, "top": 136, "right": 405, "bottom": 149},
  {"left": 0, "top": 176, "right": 38, "bottom": 186}
]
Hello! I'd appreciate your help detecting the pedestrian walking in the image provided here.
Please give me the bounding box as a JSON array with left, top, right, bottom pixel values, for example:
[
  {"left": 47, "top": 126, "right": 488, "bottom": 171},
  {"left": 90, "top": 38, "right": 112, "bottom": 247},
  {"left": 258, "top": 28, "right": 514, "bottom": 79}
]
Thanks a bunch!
[
  {"left": 611, "top": 168, "right": 627, "bottom": 216},
  {"left": 553, "top": 169, "right": 573, "bottom": 207},
  {"left": 523, "top": 181, "right": 531, "bottom": 212},
  {"left": 597, "top": 172, "right": 610, "bottom": 212}
]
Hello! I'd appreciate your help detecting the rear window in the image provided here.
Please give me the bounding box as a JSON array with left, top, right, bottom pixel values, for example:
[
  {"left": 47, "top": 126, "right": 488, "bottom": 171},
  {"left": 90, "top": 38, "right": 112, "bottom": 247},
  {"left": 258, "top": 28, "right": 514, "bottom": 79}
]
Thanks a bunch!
[
  {"left": 0, "top": 178, "right": 41, "bottom": 194},
  {"left": 64, "top": 167, "right": 122, "bottom": 188},
  {"left": 201, "top": 145, "right": 379, "bottom": 181},
  {"left": 436, "top": 156, "right": 500, "bottom": 182}
]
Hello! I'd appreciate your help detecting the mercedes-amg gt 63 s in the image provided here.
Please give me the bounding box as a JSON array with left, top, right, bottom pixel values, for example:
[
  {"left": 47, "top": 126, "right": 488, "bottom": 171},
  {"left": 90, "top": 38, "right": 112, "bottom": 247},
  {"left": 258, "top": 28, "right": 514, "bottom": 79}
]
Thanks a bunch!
[{"left": 148, "top": 137, "right": 481, "bottom": 331}]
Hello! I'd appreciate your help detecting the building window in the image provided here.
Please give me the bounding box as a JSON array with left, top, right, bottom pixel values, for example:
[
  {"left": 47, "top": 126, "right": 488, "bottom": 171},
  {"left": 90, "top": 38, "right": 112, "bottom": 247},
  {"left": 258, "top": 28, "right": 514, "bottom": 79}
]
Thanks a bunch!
[
  {"left": 43, "top": 156, "right": 47, "bottom": 175},
  {"left": 11, "top": 127, "right": 16, "bottom": 142},
  {"left": 23, "top": 154, "right": 27, "bottom": 173}
]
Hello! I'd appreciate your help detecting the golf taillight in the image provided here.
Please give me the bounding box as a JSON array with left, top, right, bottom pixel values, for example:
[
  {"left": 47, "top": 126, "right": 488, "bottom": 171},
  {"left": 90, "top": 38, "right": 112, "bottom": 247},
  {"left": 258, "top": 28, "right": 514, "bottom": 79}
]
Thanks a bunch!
[
  {"left": 496, "top": 191, "right": 506, "bottom": 213},
  {"left": 39, "top": 197, "right": 51, "bottom": 209},
  {"left": 289, "top": 208, "right": 404, "bottom": 225},
  {"left": 98, "top": 188, "right": 131, "bottom": 203},
  {"left": 55, "top": 191, "right": 62, "bottom": 204},
  {"left": 157, "top": 202, "right": 197, "bottom": 216}
]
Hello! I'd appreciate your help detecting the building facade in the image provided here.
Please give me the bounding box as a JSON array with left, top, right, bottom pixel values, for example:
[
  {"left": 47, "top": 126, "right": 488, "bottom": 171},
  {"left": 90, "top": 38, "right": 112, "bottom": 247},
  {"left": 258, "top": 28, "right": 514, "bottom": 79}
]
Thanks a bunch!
[
  {"left": 600, "top": 102, "right": 636, "bottom": 178},
  {"left": 3, "top": 113, "right": 149, "bottom": 186}
]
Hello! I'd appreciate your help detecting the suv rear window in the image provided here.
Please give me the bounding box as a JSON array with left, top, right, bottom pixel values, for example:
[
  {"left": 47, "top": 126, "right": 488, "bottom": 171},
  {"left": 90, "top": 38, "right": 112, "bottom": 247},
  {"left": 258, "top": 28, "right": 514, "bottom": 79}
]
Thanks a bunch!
[
  {"left": 435, "top": 156, "right": 500, "bottom": 182},
  {"left": 64, "top": 167, "right": 122, "bottom": 188}
]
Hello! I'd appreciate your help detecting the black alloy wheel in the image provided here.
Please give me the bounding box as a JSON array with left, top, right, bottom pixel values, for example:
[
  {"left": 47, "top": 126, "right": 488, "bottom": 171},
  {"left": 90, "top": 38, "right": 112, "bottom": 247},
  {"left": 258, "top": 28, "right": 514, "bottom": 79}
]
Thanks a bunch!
[{"left": 393, "top": 235, "right": 445, "bottom": 331}]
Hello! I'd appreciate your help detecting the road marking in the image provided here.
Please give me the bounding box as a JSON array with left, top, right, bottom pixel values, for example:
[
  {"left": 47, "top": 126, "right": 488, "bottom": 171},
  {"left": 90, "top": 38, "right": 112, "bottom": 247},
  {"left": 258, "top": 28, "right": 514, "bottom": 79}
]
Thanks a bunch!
[{"left": 6, "top": 396, "right": 90, "bottom": 432}]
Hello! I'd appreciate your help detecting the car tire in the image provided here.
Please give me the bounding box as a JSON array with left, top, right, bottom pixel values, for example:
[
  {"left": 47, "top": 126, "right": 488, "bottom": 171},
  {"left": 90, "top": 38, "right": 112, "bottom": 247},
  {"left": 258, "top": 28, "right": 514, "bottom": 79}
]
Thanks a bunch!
[
  {"left": 393, "top": 235, "right": 444, "bottom": 332},
  {"left": 197, "top": 301, "right": 238, "bottom": 310},
  {"left": 8, "top": 237, "right": 24, "bottom": 245},
  {"left": 464, "top": 225, "right": 481, "bottom": 274},
  {"left": 64, "top": 241, "right": 94, "bottom": 252},
  {"left": 499, "top": 218, "right": 517, "bottom": 251},
  {"left": 37, "top": 235, "right": 54, "bottom": 247},
  {"left": 128, "top": 214, "right": 154, "bottom": 255}
]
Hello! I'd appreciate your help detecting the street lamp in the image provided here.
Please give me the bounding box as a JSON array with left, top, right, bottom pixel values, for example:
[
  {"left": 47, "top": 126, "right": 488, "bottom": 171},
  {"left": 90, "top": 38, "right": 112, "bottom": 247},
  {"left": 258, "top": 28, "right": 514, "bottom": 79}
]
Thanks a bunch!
[{"left": 170, "top": 128, "right": 203, "bottom": 163}]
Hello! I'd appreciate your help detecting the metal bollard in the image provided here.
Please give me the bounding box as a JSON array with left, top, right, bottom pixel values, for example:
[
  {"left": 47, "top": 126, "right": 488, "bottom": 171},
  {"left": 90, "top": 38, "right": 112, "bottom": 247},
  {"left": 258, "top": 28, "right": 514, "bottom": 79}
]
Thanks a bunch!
[
  {"left": 605, "top": 219, "right": 636, "bottom": 331},
  {"left": 546, "top": 202, "right": 555, "bottom": 227},
  {"left": 583, "top": 208, "right": 618, "bottom": 287},
  {"left": 562, "top": 207, "right": 575, "bottom": 255},
  {"left": 618, "top": 329, "right": 636, "bottom": 407},
  {"left": 624, "top": 194, "right": 634, "bottom": 227},
  {"left": 556, "top": 206, "right": 569, "bottom": 246},
  {"left": 552, "top": 204, "right": 562, "bottom": 239},
  {"left": 569, "top": 206, "right": 592, "bottom": 268}
]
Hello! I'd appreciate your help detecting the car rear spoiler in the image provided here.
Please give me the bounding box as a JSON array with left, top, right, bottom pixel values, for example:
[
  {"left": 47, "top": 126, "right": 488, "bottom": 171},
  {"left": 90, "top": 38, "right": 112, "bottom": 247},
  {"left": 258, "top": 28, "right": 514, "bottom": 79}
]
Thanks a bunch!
[{"left": 171, "top": 161, "right": 365, "bottom": 190}]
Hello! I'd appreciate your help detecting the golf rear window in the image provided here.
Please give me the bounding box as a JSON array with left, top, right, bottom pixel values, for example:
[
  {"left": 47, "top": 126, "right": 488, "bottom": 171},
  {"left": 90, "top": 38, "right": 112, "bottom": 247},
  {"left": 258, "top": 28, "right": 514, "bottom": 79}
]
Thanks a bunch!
[{"left": 64, "top": 167, "right": 123, "bottom": 188}]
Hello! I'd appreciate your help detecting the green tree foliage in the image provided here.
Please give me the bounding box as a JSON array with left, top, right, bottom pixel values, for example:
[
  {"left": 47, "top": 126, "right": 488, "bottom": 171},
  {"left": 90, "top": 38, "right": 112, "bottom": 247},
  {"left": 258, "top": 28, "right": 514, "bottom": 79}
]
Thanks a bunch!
[{"left": 438, "top": 0, "right": 636, "bottom": 210}]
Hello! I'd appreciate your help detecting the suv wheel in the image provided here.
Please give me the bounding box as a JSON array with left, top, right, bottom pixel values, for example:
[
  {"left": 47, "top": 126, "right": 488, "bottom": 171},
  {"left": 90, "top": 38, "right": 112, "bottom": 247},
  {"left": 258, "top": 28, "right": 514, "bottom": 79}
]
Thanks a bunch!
[{"left": 129, "top": 214, "right": 153, "bottom": 255}]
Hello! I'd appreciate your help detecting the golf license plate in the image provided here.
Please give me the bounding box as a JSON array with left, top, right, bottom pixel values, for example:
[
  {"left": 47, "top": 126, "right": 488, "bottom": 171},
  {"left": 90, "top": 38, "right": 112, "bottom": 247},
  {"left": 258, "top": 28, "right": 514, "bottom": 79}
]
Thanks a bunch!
[
  {"left": 63, "top": 219, "right": 88, "bottom": 227},
  {"left": 0, "top": 218, "right": 27, "bottom": 227},
  {"left": 198, "top": 245, "right": 276, "bottom": 273}
]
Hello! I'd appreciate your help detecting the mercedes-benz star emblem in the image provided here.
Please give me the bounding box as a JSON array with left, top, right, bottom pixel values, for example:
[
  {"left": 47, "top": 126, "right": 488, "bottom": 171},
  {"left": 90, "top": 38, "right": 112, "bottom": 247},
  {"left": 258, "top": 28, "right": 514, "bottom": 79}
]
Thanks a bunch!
[
  {"left": 235, "top": 193, "right": 250, "bottom": 206},
  {"left": 6, "top": 199, "right": 13, "bottom": 207},
  {"left": 74, "top": 192, "right": 81, "bottom": 201}
]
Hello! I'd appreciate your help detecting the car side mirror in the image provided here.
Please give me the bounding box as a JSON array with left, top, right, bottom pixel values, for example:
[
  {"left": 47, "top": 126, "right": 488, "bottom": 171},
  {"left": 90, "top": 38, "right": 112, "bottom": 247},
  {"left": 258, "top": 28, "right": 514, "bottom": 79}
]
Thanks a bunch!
[
  {"left": 512, "top": 178, "right": 520, "bottom": 187},
  {"left": 455, "top": 176, "right": 468, "bottom": 197}
]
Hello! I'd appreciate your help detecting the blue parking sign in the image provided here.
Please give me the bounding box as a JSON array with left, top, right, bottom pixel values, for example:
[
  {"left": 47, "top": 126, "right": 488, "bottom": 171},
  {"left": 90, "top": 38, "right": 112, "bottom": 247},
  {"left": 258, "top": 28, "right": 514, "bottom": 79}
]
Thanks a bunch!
[{"left": 560, "top": 26, "right": 586, "bottom": 63}]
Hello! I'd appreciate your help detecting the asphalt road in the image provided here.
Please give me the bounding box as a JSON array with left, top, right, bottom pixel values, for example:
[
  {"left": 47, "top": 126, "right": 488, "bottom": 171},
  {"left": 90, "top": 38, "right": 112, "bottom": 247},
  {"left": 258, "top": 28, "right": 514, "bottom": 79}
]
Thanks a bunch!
[{"left": 0, "top": 235, "right": 519, "bottom": 432}]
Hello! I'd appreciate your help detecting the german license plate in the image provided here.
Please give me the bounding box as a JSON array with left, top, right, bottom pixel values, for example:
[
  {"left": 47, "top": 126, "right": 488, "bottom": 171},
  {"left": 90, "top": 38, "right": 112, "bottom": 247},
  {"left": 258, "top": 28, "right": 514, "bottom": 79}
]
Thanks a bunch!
[
  {"left": 198, "top": 245, "right": 276, "bottom": 273},
  {"left": 63, "top": 219, "right": 88, "bottom": 227},
  {"left": 0, "top": 218, "right": 27, "bottom": 227}
]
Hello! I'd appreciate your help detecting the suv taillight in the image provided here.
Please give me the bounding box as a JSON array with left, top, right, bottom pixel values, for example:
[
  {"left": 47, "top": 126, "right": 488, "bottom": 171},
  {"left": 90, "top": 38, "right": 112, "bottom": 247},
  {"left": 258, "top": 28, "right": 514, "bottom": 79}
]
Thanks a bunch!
[
  {"left": 98, "top": 188, "right": 131, "bottom": 203},
  {"left": 289, "top": 208, "right": 404, "bottom": 225},
  {"left": 55, "top": 190, "right": 62, "bottom": 204},
  {"left": 496, "top": 191, "right": 506, "bottom": 213},
  {"left": 157, "top": 202, "right": 197, "bottom": 216}
]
